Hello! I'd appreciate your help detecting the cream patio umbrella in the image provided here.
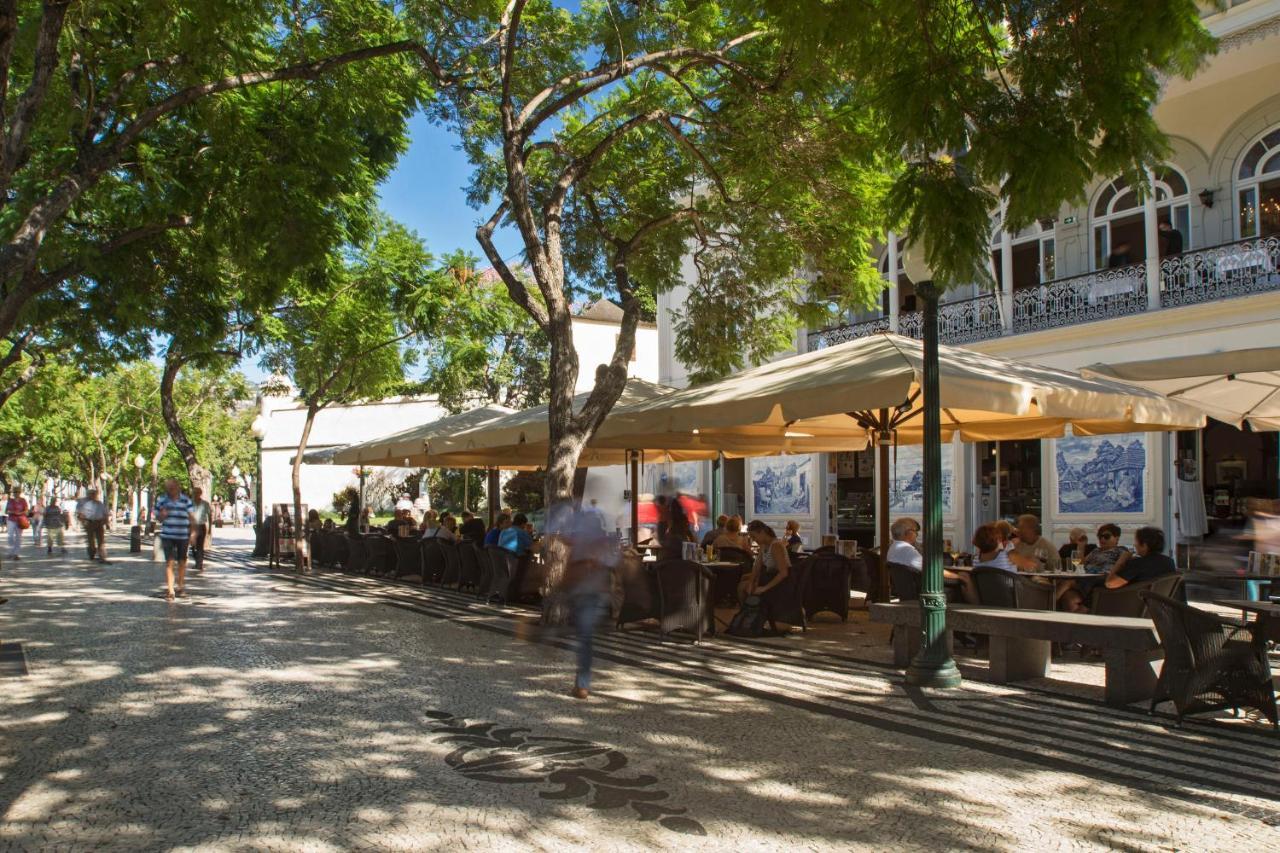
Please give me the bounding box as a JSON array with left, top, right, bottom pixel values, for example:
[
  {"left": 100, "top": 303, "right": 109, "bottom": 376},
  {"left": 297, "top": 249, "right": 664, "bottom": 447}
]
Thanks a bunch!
[
  {"left": 1082, "top": 346, "right": 1280, "bottom": 431},
  {"left": 301, "top": 404, "right": 517, "bottom": 468},
  {"left": 585, "top": 332, "right": 1207, "bottom": 603}
]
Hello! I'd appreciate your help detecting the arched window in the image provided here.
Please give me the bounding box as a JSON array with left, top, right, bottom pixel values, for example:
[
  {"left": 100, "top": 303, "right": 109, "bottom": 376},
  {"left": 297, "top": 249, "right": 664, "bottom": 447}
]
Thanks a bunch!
[
  {"left": 1236, "top": 126, "right": 1280, "bottom": 239},
  {"left": 1090, "top": 165, "right": 1190, "bottom": 269},
  {"left": 990, "top": 212, "right": 1056, "bottom": 289}
]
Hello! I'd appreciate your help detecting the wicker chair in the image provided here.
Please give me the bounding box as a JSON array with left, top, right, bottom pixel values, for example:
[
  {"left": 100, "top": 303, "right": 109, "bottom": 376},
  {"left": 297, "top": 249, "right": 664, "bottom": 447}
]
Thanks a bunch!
[
  {"left": 345, "top": 535, "right": 368, "bottom": 575},
  {"left": 367, "top": 536, "right": 397, "bottom": 577},
  {"left": 888, "top": 561, "right": 964, "bottom": 603},
  {"left": 803, "top": 552, "right": 853, "bottom": 622},
  {"left": 512, "top": 554, "right": 546, "bottom": 603},
  {"left": 973, "top": 567, "right": 1016, "bottom": 607},
  {"left": 1091, "top": 574, "right": 1184, "bottom": 617},
  {"left": 1141, "top": 591, "right": 1277, "bottom": 729},
  {"left": 421, "top": 539, "right": 447, "bottom": 585},
  {"left": 392, "top": 537, "right": 423, "bottom": 581},
  {"left": 1013, "top": 575, "right": 1054, "bottom": 610},
  {"left": 458, "top": 542, "right": 484, "bottom": 591},
  {"left": 481, "top": 545, "right": 513, "bottom": 602},
  {"left": 615, "top": 558, "right": 660, "bottom": 629},
  {"left": 330, "top": 533, "right": 349, "bottom": 570},
  {"left": 654, "top": 558, "right": 712, "bottom": 641},
  {"left": 438, "top": 540, "right": 462, "bottom": 587}
]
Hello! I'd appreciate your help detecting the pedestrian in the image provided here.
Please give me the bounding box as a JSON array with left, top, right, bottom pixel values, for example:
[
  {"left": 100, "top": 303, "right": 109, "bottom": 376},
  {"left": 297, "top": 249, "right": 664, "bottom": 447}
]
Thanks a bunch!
[
  {"left": 189, "top": 486, "right": 213, "bottom": 572},
  {"left": 554, "top": 502, "right": 615, "bottom": 700},
  {"left": 42, "top": 498, "right": 66, "bottom": 555},
  {"left": 154, "top": 478, "right": 195, "bottom": 600},
  {"left": 5, "top": 487, "right": 30, "bottom": 560},
  {"left": 76, "top": 488, "right": 109, "bottom": 562},
  {"left": 30, "top": 495, "right": 44, "bottom": 546}
]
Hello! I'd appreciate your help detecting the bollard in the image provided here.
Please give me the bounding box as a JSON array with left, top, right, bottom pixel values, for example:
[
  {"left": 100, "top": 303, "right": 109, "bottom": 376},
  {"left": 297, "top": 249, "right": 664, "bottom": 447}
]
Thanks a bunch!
[{"left": 129, "top": 525, "right": 142, "bottom": 553}]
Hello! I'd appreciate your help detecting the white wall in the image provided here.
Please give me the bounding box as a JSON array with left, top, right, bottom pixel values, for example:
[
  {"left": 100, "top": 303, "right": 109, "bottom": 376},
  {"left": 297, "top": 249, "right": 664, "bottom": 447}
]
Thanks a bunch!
[
  {"left": 259, "top": 394, "right": 446, "bottom": 511},
  {"left": 569, "top": 318, "right": 659, "bottom": 392}
]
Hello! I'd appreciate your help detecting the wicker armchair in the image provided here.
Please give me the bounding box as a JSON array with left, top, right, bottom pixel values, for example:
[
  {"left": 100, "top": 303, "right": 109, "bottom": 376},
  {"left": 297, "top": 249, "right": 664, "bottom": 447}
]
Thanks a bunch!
[
  {"left": 972, "top": 567, "right": 1016, "bottom": 607},
  {"left": 803, "top": 552, "right": 854, "bottom": 622},
  {"left": 1090, "top": 574, "right": 1183, "bottom": 617},
  {"left": 615, "top": 558, "right": 659, "bottom": 629},
  {"left": 481, "top": 545, "right": 513, "bottom": 602},
  {"left": 762, "top": 558, "right": 808, "bottom": 633},
  {"left": 438, "top": 540, "right": 462, "bottom": 587},
  {"left": 421, "top": 540, "right": 447, "bottom": 585},
  {"left": 457, "top": 542, "right": 484, "bottom": 591},
  {"left": 392, "top": 537, "right": 423, "bottom": 581},
  {"left": 1141, "top": 591, "right": 1277, "bottom": 729},
  {"left": 345, "top": 534, "right": 368, "bottom": 574},
  {"left": 1013, "top": 575, "right": 1054, "bottom": 610},
  {"left": 654, "top": 559, "right": 712, "bottom": 641}
]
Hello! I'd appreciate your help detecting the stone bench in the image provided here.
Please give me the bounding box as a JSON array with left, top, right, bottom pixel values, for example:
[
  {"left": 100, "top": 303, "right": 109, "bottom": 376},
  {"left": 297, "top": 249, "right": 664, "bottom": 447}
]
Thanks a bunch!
[{"left": 870, "top": 602, "right": 1163, "bottom": 706}]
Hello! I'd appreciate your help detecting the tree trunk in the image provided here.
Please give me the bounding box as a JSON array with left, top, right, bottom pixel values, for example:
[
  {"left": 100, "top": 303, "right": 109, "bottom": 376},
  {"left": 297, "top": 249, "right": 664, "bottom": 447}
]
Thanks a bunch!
[
  {"left": 148, "top": 436, "right": 170, "bottom": 528},
  {"left": 160, "top": 351, "right": 211, "bottom": 495},
  {"left": 291, "top": 402, "right": 319, "bottom": 572}
]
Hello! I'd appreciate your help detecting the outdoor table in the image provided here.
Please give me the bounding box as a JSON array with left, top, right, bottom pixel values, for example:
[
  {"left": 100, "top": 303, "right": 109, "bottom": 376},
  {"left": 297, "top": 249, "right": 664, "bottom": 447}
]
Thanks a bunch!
[{"left": 1212, "top": 599, "right": 1280, "bottom": 651}]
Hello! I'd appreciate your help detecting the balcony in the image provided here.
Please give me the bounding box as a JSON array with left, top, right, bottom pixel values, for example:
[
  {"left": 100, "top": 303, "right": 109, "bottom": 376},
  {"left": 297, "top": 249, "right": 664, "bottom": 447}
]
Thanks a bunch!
[{"left": 807, "top": 236, "right": 1280, "bottom": 351}]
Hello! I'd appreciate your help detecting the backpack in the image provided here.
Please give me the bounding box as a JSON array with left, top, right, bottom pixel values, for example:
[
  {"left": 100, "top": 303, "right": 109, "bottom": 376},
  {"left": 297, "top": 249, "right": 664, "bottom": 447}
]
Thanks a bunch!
[{"left": 726, "top": 595, "right": 766, "bottom": 637}]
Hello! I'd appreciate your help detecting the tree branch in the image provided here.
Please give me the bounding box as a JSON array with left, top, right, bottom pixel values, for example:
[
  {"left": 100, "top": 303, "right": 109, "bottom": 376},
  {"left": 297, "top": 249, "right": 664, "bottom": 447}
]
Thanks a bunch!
[
  {"left": 475, "top": 199, "right": 549, "bottom": 329},
  {"left": 0, "top": 1, "right": 71, "bottom": 194},
  {"left": 545, "top": 109, "right": 668, "bottom": 222},
  {"left": 517, "top": 31, "right": 765, "bottom": 135}
]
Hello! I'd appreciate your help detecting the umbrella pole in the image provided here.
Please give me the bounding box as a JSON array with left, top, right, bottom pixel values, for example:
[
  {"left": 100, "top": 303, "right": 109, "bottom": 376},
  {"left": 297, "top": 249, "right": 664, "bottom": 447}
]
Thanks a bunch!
[
  {"left": 906, "top": 281, "right": 962, "bottom": 688},
  {"left": 487, "top": 468, "right": 499, "bottom": 527},
  {"left": 877, "top": 419, "right": 891, "bottom": 603},
  {"left": 629, "top": 450, "right": 639, "bottom": 545}
]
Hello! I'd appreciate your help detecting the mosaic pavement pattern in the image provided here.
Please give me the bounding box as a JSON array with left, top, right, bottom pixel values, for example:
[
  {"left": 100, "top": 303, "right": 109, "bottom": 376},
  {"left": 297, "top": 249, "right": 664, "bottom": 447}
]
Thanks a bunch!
[{"left": 0, "top": 532, "right": 1277, "bottom": 851}]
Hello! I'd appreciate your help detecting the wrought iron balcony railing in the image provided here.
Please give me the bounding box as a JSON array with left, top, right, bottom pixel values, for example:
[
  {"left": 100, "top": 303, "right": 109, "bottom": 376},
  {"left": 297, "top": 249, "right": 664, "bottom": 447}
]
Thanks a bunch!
[{"left": 807, "top": 235, "right": 1280, "bottom": 352}]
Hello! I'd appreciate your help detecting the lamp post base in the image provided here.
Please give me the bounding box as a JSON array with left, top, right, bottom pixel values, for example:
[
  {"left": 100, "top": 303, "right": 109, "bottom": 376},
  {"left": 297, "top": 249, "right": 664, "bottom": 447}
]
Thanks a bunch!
[{"left": 905, "top": 657, "right": 963, "bottom": 688}]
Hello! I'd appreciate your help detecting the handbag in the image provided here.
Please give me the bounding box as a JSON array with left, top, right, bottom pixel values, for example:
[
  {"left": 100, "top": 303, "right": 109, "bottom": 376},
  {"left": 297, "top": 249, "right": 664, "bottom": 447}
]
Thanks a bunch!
[
  {"left": 726, "top": 594, "right": 766, "bottom": 637},
  {"left": 16, "top": 515, "right": 30, "bottom": 530}
]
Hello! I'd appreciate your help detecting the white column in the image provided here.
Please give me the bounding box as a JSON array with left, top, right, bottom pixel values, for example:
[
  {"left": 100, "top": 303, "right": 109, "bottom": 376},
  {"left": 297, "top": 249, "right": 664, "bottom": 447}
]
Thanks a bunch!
[
  {"left": 886, "top": 231, "right": 900, "bottom": 332},
  {"left": 1143, "top": 166, "right": 1161, "bottom": 310},
  {"left": 999, "top": 214, "right": 1014, "bottom": 331}
]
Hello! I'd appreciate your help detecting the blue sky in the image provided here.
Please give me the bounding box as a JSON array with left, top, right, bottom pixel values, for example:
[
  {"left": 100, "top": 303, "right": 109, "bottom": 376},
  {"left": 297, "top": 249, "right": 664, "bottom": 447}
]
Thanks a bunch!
[{"left": 242, "top": 111, "right": 522, "bottom": 382}]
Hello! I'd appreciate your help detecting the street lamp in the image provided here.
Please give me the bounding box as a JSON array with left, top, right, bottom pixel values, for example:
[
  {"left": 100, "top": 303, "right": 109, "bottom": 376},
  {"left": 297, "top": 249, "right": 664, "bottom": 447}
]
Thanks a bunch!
[
  {"left": 250, "top": 414, "right": 266, "bottom": 537},
  {"left": 902, "top": 245, "right": 961, "bottom": 689}
]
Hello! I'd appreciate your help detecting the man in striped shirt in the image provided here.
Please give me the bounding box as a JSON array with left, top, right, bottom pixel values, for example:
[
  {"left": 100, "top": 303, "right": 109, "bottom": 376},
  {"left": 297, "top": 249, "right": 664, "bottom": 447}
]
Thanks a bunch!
[{"left": 155, "top": 478, "right": 195, "bottom": 600}]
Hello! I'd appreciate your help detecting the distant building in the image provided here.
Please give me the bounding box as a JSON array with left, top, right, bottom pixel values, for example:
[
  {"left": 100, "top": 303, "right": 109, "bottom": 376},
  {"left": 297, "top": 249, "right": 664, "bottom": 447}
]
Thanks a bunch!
[{"left": 257, "top": 300, "right": 659, "bottom": 519}]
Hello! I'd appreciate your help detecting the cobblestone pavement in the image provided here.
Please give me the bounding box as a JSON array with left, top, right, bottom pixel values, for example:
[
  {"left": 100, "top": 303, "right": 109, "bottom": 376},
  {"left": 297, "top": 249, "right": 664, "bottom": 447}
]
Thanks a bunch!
[{"left": 1, "top": 533, "right": 1277, "bottom": 851}]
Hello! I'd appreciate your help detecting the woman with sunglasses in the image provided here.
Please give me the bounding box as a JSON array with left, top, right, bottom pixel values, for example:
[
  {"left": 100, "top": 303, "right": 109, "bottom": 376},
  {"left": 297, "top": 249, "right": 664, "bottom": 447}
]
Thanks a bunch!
[{"left": 1059, "top": 524, "right": 1129, "bottom": 611}]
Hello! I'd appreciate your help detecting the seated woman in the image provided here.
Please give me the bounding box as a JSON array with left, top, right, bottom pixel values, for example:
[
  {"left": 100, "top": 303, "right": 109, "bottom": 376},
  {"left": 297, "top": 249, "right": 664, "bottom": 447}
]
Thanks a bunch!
[
  {"left": 1104, "top": 526, "right": 1176, "bottom": 588},
  {"left": 1083, "top": 524, "right": 1127, "bottom": 573},
  {"left": 660, "top": 501, "right": 695, "bottom": 560},
  {"left": 784, "top": 519, "right": 803, "bottom": 552},
  {"left": 973, "top": 523, "right": 1017, "bottom": 573},
  {"left": 423, "top": 514, "right": 457, "bottom": 542},
  {"left": 307, "top": 508, "right": 324, "bottom": 533},
  {"left": 1058, "top": 527, "right": 1097, "bottom": 564},
  {"left": 711, "top": 516, "right": 751, "bottom": 554},
  {"left": 740, "top": 520, "right": 791, "bottom": 603},
  {"left": 385, "top": 508, "right": 417, "bottom": 538}
]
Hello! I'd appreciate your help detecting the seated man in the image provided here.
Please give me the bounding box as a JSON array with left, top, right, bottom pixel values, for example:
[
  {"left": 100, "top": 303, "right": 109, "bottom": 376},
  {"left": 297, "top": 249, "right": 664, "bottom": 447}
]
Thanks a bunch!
[
  {"left": 711, "top": 516, "right": 751, "bottom": 554},
  {"left": 1058, "top": 526, "right": 1097, "bottom": 564},
  {"left": 499, "top": 512, "right": 535, "bottom": 556},
  {"left": 483, "top": 513, "right": 511, "bottom": 547},
  {"left": 887, "top": 517, "right": 922, "bottom": 569},
  {"left": 386, "top": 508, "right": 417, "bottom": 538},
  {"left": 1012, "top": 514, "right": 1061, "bottom": 572},
  {"left": 1105, "top": 526, "right": 1176, "bottom": 589},
  {"left": 458, "top": 511, "right": 486, "bottom": 542},
  {"left": 701, "top": 514, "right": 729, "bottom": 548}
]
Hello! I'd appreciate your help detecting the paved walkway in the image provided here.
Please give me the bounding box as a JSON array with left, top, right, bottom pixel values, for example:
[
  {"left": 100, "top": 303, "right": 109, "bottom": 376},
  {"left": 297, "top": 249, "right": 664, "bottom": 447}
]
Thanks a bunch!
[{"left": 1, "top": 533, "right": 1277, "bottom": 851}]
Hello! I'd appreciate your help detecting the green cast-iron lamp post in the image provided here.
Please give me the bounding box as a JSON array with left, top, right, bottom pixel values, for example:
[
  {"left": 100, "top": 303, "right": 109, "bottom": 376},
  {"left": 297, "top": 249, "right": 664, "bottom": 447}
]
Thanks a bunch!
[{"left": 901, "top": 251, "right": 962, "bottom": 688}]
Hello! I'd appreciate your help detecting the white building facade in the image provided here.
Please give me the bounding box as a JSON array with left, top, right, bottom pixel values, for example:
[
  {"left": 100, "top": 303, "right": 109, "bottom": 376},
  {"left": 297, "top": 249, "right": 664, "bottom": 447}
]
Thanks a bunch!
[
  {"left": 259, "top": 302, "right": 659, "bottom": 520},
  {"left": 655, "top": 0, "right": 1280, "bottom": 555}
]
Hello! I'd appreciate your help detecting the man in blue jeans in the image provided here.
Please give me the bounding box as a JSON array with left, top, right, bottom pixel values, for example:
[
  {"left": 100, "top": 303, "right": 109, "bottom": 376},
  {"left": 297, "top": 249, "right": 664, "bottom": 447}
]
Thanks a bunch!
[{"left": 155, "top": 478, "right": 194, "bottom": 600}]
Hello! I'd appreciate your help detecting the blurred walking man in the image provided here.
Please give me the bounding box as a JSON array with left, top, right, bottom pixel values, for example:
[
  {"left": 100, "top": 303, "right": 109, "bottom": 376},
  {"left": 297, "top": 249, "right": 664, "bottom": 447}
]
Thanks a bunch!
[
  {"left": 5, "top": 487, "right": 28, "bottom": 560},
  {"left": 155, "top": 479, "right": 194, "bottom": 600},
  {"left": 76, "top": 488, "right": 109, "bottom": 563},
  {"left": 189, "top": 487, "right": 213, "bottom": 572}
]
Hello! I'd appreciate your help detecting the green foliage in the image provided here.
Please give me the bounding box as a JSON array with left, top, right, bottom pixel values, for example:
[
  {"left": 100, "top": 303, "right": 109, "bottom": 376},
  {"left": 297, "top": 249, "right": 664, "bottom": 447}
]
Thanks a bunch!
[
  {"left": 259, "top": 217, "right": 435, "bottom": 411},
  {"left": 424, "top": 467, "right": 487, "bottom": 513},
  {"left": 502, "top": 470, "right": 544, "bottom": 515},
  {"left": 415, "top": 253, "right": 550, "bottom": 413},
  {"left": 409, "top": 0, "right": 891, "bottom": 385},
  {"left": 765, "top": 0, "right": 1216, "bottom": 288}
]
